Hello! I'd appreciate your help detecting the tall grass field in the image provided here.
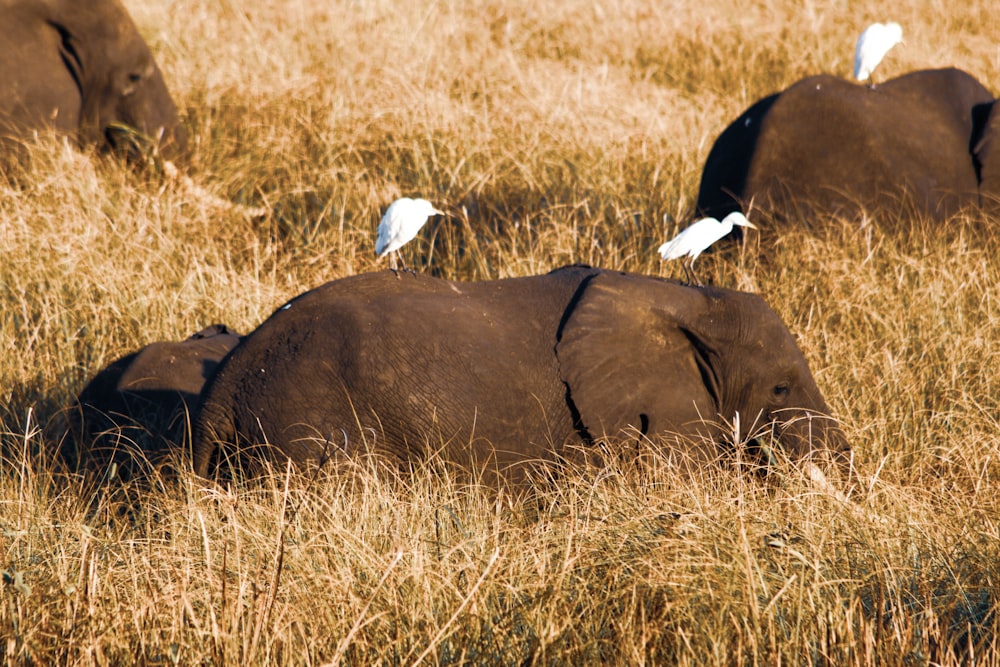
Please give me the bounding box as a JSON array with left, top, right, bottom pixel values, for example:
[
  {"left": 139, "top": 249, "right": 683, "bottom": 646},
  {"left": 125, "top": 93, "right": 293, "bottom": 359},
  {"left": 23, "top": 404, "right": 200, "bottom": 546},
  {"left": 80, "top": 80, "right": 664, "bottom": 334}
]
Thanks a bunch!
[{"left": 2, "top": 0, "right": 1000, "bottom": 663}]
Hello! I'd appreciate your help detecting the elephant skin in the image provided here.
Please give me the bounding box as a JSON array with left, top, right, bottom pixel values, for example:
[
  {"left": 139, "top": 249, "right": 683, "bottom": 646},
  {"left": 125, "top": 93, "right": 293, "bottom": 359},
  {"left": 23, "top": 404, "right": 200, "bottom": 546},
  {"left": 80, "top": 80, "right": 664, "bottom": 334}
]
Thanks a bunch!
[
  {"left": 64, "top": 324, "right": 242, "bottom": 476},
  {"left": 696, "top": 68, "right": 994, "bottom": 223},
  {"left": 0, "top": 0, "right": 185, "bottom": 165},
  {"left": 192, "top": 267, "right": 849, "bottom": 483}
]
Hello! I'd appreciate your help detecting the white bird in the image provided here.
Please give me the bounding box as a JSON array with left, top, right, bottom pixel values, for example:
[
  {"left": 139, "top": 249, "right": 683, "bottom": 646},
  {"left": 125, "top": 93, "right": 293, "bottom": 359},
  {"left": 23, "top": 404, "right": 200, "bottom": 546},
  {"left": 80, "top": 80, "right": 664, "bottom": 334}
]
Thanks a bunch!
[
  {"left": 657, "top": 211, "right": 757, "bottom": 285},
  {"left": 854, "top": 22, "right": 902, "bottom": 84},
  {"left": 375, "top": 197, "right": 444, "bottom": 272}
]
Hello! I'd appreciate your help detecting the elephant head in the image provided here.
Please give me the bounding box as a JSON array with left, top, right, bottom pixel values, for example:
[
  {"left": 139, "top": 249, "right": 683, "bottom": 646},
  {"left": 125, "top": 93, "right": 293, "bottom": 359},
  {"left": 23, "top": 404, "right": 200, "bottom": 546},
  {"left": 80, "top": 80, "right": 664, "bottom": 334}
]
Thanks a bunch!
[
  {"left": 62, "top": 0, "right": 186, "bottom": 158},
  {"left": 556, "top": 272, "right": 850, "bottom": 474},
  {"left": 62, "top": 324, "right": 242, "bottom": 478},
  {"left": 0, "top": 0, "right": 185, "bottom": 162}
]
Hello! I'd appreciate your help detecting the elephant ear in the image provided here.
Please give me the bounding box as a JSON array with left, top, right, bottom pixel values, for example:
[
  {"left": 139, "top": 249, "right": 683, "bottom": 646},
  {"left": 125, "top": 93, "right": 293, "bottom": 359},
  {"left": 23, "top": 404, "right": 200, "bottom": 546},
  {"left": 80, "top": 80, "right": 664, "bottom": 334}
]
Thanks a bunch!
[{"left": 555, "top": 272, "right": 722, "bottom": 442}]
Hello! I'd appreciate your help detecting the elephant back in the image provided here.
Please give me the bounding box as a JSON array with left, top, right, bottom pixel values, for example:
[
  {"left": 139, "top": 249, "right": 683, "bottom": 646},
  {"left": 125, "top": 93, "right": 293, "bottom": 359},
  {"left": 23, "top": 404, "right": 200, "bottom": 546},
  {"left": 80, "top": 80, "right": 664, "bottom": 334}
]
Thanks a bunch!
[
  {"left": 191, "top": 267, "right": 603, "bottom": 478},
  {"left": 697, "top": 68, "right": 990, "bottom": 222}
]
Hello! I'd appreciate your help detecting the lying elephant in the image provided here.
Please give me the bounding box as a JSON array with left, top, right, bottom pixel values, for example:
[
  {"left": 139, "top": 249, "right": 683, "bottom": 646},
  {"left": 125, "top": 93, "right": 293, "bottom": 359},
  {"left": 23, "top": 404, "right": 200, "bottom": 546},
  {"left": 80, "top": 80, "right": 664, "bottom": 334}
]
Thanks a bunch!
[
  {"left": 192, "top": 267, "right": 850, "bottom": 483},
  {"left": 0, "top": 0, "right": 185, "bottom": 165},
  {"left": 64, "top": 324, "right": 242, "bottom": 477},
  {"left": 696, "top": 68, "right": 994, "bottom": 222}
]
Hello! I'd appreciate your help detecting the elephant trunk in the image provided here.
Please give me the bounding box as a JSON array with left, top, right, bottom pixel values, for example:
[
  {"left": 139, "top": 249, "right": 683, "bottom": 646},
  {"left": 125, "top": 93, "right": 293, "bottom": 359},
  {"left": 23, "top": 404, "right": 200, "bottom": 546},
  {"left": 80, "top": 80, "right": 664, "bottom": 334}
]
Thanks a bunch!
[
  {"left": 803, "top": 461, "right": 852, "bottom": 503},
  {"left": 190, "top": 398, "right": 234, "bottom": 478},
  {"left": 775, "top": 410, "right": 854, "bottom": 484},
  {"left": 802, "top": 459, "right": 889, "bottom": 527}
]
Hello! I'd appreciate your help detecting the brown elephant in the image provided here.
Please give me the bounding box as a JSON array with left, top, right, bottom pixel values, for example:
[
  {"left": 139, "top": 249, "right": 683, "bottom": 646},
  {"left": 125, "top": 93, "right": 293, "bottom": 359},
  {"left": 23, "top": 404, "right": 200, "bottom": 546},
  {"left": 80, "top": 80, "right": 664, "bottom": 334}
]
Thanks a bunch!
[
  {"left": 0, "top": 0, "right": 185, "bottom": 165},
  {"left": 696, "top": 68, "right": 994, "bottom": 223},
  {"left": 64, "top": 324, "right": 242, "bottom": 477},
  {"left": 192, "top": 267, "right": 850, "bottom": 484}
]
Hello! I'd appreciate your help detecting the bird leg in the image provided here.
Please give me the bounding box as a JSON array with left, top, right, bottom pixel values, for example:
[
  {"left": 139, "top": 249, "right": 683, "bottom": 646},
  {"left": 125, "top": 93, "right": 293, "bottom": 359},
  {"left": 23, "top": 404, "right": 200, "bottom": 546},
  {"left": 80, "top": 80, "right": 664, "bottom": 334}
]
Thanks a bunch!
[
  {"left": 396, "top": 252, "right": 418, "bottom": 276},
  {"left": 683, "top": 261, "right": 702, "bottom": 287}
]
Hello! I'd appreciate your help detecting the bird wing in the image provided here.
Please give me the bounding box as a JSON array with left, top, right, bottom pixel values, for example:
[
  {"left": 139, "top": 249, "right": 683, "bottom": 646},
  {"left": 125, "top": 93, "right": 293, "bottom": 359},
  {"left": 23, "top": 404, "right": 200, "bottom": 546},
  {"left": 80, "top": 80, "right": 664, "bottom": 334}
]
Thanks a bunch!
[
  {"left": 375, "top": 214, "right": 396, "bottom": 256},
  {"left": 659, "top": 217, "right": 723, "bottom": 261},
  {"left": 376, "top": 198, "right": 430, "bottom": 257},
  {"left": 853, "top": 27, "right": 872, "bottom": 79},
  {"left": 657, "top": 227, "right": 692, "bottom": 260},
  {"left": 854, "top": 23, "right": 895, "bottom": 80}
]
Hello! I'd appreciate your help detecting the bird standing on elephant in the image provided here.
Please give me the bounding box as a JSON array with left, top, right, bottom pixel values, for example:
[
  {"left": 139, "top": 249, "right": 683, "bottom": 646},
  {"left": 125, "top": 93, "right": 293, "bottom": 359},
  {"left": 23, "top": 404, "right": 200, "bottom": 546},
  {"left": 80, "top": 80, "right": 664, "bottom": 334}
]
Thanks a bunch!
[
  {"left": 657, "top": 212, "right": 757, "bottom": 285},
  {"left": 854, "top": 22, "right": 903, "bottom": 85},
  {"left": 375, "top": 197, "right": 444, "bottom": 272}
]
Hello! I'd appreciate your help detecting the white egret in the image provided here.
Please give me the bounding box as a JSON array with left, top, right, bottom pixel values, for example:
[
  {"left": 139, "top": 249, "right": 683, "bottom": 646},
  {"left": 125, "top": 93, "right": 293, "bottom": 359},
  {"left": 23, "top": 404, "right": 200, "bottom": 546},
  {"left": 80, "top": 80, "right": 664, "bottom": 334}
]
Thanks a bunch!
[
  {"left": 854, "top": 22, "right": 902, "bottom": 85},
  {"left": 375, "top": 197, "right": 444, "bottom": 272},
  {"left": 657, "top": 211, "right": 757, "bottom": 285}
]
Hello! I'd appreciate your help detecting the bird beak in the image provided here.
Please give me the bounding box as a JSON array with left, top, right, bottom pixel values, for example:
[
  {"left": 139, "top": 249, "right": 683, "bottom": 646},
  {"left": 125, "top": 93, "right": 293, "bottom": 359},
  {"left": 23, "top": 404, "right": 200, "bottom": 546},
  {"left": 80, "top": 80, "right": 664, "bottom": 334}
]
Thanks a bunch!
[
  {"left": 433, "top": 208, "right": 446, "bottom": 217},
  {"left": 745, "top": 221, "right": 759, "bottom": 230}
]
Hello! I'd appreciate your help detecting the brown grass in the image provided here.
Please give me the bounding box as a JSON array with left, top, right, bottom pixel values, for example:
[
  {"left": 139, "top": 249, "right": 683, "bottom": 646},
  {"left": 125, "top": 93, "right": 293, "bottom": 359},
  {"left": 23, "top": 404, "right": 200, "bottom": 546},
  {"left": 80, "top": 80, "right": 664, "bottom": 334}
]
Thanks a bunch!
[{"left": 2, "top": 0, "right": 1000, "bottom": 663}]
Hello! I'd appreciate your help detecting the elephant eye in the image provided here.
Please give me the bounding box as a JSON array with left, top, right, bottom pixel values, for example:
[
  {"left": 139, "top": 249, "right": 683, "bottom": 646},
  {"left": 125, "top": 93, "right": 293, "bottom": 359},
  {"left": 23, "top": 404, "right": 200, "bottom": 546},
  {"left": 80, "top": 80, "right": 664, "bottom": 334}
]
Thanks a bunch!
[
  {"left": 772, "top": 383, "right": 790, "bottom": 400},
  {"left": 122, "top": 72, "right": 143, "bottom": 96}
]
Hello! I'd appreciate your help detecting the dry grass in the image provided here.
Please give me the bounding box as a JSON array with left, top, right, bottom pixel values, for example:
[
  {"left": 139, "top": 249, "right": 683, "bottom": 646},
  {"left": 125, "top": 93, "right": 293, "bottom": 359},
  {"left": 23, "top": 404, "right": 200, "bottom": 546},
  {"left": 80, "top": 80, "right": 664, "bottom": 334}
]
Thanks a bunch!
[{"left": 2, "top": 0, "right": 1000, "bottom": 663}]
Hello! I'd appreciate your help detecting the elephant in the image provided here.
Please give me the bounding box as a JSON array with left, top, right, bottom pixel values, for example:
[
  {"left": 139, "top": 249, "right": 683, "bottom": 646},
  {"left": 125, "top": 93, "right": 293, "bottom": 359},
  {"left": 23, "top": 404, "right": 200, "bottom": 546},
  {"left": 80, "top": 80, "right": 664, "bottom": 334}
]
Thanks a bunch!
[
  {"left": 192, "top": 266, "right": 850, "bottom": 484},
  {"left": 696, "top": 68, "right": 995, "bottom": 223},
  {"left": 0, "top": 0, "right": 185, "bottom": 166},
  {"left": 63, "top": 324, "right": 242, "bottom": 477}
]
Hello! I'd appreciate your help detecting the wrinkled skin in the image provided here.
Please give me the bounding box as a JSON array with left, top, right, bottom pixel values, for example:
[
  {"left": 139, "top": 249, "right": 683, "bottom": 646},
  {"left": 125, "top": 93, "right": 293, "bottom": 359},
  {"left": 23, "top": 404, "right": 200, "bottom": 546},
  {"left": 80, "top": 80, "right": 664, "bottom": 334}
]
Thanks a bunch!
[
  {"left": 0, "top": 0, "right": 185, "bottom": 165},
  {"left": 64, "top": 324, "right": 241, "bottom": 476},
  {"left": 193, "top": 267, "right": 849, "bottom": 484},
  {"left": 697, "top": 68, "right": 994, "bottom": 223}
]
